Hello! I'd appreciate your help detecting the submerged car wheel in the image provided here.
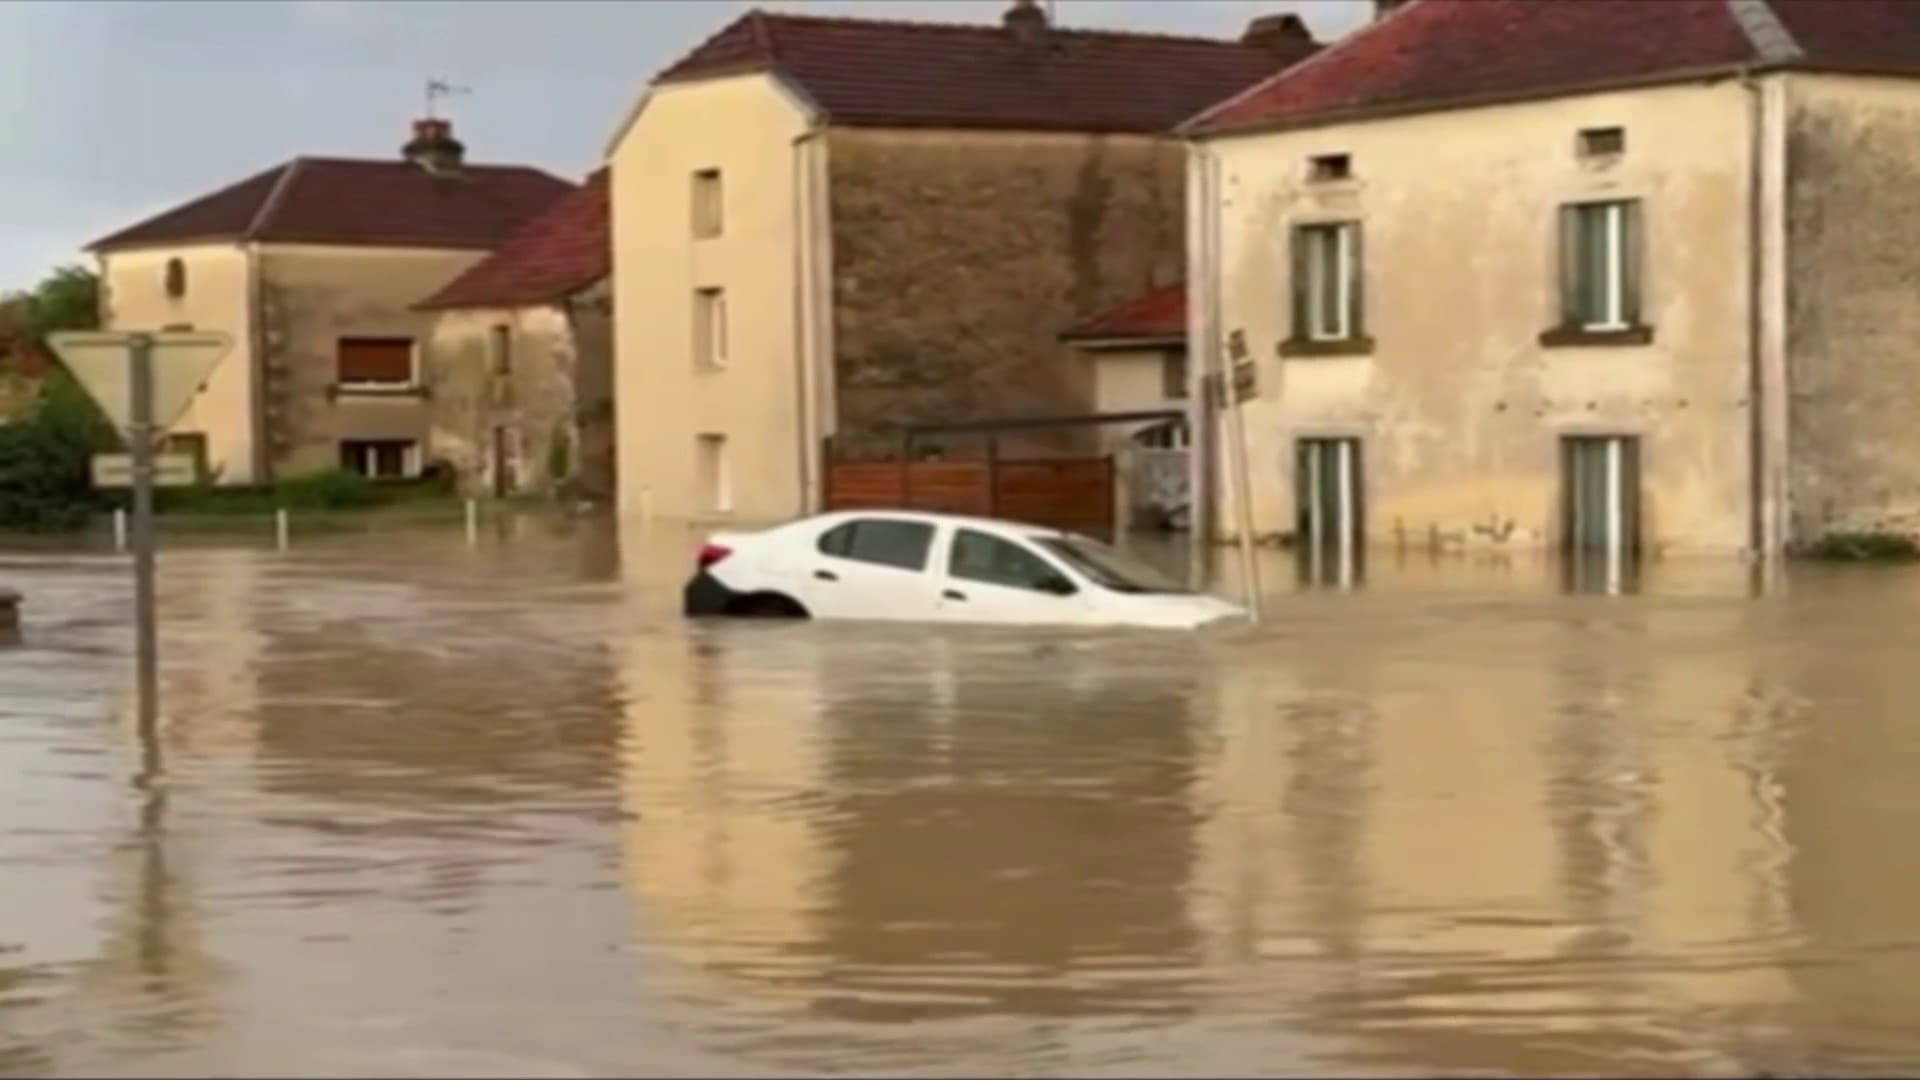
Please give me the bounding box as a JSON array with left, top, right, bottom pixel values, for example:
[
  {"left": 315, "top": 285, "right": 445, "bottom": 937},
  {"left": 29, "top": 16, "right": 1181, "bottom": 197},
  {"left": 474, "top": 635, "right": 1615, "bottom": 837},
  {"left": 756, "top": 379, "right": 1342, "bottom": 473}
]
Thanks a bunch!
[{"left": 728, "top": 592, "right": 810, "bottom": 619}]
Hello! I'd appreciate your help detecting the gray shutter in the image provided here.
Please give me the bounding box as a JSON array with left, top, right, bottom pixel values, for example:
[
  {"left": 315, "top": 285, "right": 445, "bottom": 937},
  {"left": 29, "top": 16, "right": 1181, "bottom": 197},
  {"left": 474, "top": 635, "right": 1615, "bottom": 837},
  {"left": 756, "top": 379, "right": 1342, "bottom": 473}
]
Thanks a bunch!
[
  {"left": 1347, "top": 223, "right": 1366, "bottom": 338},
  {"left": 1620, "top": 200, "right": 1643, "bottom": 327},
  {"left": 1290, "top": 226, "right": 1309, "bottom": 341},
  {"left": 1557, "top": 204, "right": 1581, "bottom": 327}
]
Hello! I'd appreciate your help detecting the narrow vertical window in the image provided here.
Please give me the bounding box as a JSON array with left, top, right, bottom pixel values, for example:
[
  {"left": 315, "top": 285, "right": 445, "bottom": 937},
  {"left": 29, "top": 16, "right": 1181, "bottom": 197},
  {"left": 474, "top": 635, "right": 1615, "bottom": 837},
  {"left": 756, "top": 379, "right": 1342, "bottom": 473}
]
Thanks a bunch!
[
  {"left": 490, "top": 324, "right": 511, "bottom": 376},
  {"left": 1291, "top": 222, "right": 1364, "bottom": 343},
  {"left": 1559, "top": 199, "right": 1642, "bottom": 331},
  {"left": 697, "top": 433, "right": 731, "bottom": 513},
  {"left": 693, "top": 287, "right": 726, "bottom": 369},
  {"left": 692, "top": 168, "right": 723, "bottom": 239}
]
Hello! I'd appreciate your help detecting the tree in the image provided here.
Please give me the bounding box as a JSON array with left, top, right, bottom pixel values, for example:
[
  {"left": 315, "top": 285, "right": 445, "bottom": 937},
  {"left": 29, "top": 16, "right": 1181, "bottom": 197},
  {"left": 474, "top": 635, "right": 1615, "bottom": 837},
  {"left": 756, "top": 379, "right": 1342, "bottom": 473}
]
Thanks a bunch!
[
  {"left": 0, "top": 265, "right": 113, "bottom": 532},
  {"left": 22, "top": 264, "right": 100, "bottom": 342}
]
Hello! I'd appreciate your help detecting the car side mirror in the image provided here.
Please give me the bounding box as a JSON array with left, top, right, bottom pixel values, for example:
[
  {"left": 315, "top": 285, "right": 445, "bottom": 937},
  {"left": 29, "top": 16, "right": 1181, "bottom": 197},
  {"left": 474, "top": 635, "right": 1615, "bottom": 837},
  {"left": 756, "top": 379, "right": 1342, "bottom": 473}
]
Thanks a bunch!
[{"left": 1039, "top": 573, "right": 1077, "bottom": 597}]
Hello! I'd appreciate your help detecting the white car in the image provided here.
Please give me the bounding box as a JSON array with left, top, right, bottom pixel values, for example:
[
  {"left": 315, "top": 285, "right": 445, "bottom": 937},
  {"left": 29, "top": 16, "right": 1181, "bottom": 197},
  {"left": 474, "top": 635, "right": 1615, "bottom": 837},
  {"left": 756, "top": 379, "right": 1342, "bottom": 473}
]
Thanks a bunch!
[{"left": 683, "top": 510, "right": 1245, "bottom": 630}]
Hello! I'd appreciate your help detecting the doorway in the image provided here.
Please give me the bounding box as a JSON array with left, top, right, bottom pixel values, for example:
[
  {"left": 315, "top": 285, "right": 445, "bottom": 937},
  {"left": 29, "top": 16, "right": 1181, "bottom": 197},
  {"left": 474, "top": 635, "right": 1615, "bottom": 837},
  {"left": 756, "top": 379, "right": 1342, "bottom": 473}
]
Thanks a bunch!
[
  {"left": 1562, "top": 434, "right": 1641, "bottom": 590},
  {"left": 1296, "top": 437, "right": 1364, "bottom": 587}
]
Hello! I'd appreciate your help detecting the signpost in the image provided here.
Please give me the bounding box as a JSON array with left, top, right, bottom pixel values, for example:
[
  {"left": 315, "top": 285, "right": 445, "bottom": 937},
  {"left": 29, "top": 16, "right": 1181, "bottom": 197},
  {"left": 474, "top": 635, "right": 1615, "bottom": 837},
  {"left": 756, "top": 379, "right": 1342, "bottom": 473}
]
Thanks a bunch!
[{"left": 48, "top": 331, "right": 230, "bottom": 737}]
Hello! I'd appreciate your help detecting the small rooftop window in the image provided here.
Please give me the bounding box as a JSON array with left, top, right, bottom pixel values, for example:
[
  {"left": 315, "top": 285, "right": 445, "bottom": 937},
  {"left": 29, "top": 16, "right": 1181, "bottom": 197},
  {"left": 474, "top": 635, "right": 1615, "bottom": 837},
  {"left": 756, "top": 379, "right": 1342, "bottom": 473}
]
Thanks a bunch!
[
  {"left": 1308, "top": 153, "right": 1352, "bottom": 183},
  {"left": 1578, "top": 126, "right": 1626, "bottom": 158}
]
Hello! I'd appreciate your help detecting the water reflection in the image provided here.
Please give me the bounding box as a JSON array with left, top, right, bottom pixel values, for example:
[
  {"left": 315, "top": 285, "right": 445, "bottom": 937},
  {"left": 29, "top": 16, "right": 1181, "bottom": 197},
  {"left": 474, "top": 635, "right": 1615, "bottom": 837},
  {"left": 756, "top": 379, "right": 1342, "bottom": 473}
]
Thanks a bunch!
[{"left": 5, "top": 526, "right": 1920, "bottom": 1075}]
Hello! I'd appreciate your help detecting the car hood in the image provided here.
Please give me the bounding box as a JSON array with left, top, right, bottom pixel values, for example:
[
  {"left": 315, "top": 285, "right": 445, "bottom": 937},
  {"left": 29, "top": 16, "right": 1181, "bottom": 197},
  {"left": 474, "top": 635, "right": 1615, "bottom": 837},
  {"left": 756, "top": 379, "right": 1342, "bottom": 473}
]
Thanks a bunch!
[{"left": 1104, "top": 591, "right": 1247, "bottom": 630}]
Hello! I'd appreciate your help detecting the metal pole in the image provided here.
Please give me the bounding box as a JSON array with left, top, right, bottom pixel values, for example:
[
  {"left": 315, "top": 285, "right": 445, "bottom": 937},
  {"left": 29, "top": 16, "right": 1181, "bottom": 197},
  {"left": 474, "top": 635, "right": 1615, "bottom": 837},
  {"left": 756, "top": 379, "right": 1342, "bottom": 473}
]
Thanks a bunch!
[
  {"left": 465, "top": 498, "right": 479, "bottom": 547},
  {"left": 1224, "top": 382, "right": 1262, "bottom": 621},
  {"left": 128, "top": 333, "right": 159, "bottom": 737},
  {"left": 275, "top": 508, "right": 290, "bottom": 551},
  {"left": 113, "top": 508, "right": 127, "bottom": 553}
]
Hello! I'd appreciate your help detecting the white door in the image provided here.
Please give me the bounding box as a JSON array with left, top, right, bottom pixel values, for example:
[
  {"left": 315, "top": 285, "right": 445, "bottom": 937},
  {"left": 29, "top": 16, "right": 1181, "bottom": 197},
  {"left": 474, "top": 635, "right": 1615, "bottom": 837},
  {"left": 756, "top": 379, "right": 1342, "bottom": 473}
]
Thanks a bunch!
[
  {"left": 798, "top": 517, "right": 942, "bottom": 621},
  {"left": 937, "top": 527, "right": 1093, "bottom": 626}
]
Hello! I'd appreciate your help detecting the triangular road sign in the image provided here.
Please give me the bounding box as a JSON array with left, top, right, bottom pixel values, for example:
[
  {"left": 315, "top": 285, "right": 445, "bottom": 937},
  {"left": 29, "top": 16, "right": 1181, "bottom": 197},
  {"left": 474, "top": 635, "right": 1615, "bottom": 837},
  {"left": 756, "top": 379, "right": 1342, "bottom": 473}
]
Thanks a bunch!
[{"left": 47, "top": 331, "right": 232, "bottom": 441}]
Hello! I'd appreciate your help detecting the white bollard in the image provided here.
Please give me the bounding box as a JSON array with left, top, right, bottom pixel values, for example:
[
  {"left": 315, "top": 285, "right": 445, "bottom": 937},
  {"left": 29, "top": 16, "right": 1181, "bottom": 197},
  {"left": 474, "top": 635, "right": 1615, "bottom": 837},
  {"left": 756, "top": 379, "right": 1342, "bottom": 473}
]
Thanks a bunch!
[
  {"left": 275, "top": 508, "right": 290, "bottom": 551},
  {"left": 112, "top": 508, "right": 128, "bottom": 553},
  {"left": 465, "top": 498, "right": 479, "bottom": 548}
]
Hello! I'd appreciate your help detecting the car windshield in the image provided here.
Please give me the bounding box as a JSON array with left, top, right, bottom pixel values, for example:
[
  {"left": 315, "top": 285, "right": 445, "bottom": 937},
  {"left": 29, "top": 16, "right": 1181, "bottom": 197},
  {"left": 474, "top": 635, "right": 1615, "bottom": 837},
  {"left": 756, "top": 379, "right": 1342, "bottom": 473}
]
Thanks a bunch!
[{"left": 1035, "top": 536, "right": 1189, "bottom": 595}]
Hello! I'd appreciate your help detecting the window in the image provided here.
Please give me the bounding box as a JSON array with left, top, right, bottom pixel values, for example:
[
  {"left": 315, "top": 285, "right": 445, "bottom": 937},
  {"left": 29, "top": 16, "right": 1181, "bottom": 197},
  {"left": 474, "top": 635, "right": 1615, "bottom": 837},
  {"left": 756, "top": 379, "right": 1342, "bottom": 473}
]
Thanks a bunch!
[
  {"left": 1038, "top": 536, "right": 1186, "bottom": 595},
  {"left": 818, "top": 519, "right": 935, "bottom": 572},
  {"left": 163, "top": 257, "right": 187, "bottom": 299},
  {"left": 694, "top": 288, "right": 727, "bottom": 369},
  {"left": 1308, "top": 153, "right": 1352, "bottom": 182},
  {"left": 697, "top": 433, "right": 731, "bottom": 513},
  {"left": 490, "top": 324, "right": 511, "bottom": 376},
  {"left": 340, "top": 439, "right": 416, "bottom": 479},
  {"left": 1291, "top": 222, "right": 1364, "bottom": 343},
  {"left": 692, "top": 168, "right": 723, "bottom": 239},
  {"left": 1161, "top": 349, "right": 1188, "bottom": 400},
  {"left": 1559, "top": 200, "right": 1642, "bottom": 331},
  {"left": 1296, "top": 437, "right": 1364, "bottom": 587},
  {"left": 337, "top": 337, "right": 415, "bottom": 387},
  {"left": 1578, "top": 126, "right": 1626, "bottom": 158},
  {"left": 949, "top": 529, "right": 1074, "bottom": 594}
]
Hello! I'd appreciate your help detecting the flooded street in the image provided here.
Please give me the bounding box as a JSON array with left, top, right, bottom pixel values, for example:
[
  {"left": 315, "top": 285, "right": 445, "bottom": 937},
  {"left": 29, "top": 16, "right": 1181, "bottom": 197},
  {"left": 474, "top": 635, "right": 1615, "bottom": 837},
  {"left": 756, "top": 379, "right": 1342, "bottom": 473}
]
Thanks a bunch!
[{"left": 5, "top": 521, "right": 1920, "bottom": 1077}]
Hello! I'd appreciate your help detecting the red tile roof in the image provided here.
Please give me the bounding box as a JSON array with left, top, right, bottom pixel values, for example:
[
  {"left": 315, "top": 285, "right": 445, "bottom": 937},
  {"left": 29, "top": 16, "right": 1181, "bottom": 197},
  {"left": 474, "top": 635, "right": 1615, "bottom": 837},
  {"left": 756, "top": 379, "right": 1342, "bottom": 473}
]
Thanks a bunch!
[
  {"left": 1186, "top": 0, "right": 1920, "bottom": 136},
  {"left": 1062, "top": 282, "right": 1185, "bottom": 343},
  {"left": 417, "top": 170, "right": 609, "bottom": 310},
  {"left": 89, "top": 157, "right": 576, "bottom": 252},
  {"left": 654, "top": 7, "right": 1320, "bottom": 134}
]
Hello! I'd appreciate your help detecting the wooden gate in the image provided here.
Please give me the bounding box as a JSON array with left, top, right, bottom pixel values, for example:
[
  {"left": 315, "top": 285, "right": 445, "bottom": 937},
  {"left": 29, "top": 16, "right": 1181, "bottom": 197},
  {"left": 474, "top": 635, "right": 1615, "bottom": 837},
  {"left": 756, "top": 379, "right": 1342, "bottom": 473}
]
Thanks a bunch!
[{"left": 824, "top": 456, "right": 1115, "bottom": 537}]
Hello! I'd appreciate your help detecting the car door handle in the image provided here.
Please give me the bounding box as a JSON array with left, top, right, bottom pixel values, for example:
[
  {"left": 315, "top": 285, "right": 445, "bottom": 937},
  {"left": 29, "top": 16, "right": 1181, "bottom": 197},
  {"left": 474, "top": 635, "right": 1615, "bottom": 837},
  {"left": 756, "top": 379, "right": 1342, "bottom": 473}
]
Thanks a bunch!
[
  {"left": 943, "top": 589, "right": 967, "bottom": 602},
  {"left": 814, "top": 569, "right": 838, "bottom": 582}
]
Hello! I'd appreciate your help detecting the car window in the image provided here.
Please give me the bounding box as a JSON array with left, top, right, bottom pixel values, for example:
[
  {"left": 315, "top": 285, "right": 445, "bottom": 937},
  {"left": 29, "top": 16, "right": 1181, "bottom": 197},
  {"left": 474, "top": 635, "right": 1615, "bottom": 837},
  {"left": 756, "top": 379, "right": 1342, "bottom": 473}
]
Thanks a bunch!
[
  {"left": 817, "top": 519, "right": 934, "bottom": 572},
  {"left": 1037, "top": 536, "right": 1189, "bottom": 594},
  {"left": 949, "top": 529, "right": 1073, "bottom": 593}
]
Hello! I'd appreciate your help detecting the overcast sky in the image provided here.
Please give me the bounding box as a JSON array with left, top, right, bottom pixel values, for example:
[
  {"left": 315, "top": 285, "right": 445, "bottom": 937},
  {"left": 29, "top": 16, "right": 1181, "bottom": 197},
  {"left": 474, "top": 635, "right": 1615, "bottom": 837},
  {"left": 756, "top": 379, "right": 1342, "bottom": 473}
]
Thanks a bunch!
[{"left": 0, "top": 0, "right": 1369, "bottom": 293}]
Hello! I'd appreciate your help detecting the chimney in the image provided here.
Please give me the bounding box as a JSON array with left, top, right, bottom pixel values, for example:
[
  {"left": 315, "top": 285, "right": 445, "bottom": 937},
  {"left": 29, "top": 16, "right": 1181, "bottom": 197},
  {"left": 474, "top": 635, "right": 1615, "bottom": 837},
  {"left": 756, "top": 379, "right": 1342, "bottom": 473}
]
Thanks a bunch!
[
  {"left": 1374, "top": 0, "right": 1412, "bottom": 19},
  {"left": 1242, "top": 13, "right": 1316, "bottom": 56},
  {"left": 403, "top": 117, "right": 465, "bottom": 177},
  {"left": 1003, "top": 0, "right": 1048, "bottom": 47}
]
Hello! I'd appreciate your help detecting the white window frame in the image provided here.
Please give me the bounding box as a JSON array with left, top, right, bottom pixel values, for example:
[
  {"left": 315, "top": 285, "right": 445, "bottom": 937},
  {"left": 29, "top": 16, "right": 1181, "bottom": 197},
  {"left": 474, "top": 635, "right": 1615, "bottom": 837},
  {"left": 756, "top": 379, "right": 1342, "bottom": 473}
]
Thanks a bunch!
[
  {"left": 694, "top": 287, "right": 727, "bottom": 370},
  {"left": 340, "top": 439, "right": 420, "bottom": 480},
  {"left": 1578, "top": 201, "right": 1629, "bottom": 332},
  {"left": 336, "top": 337, "right": 419, "bottom": 392},
  {"left": 1303, "top": 223, "right": 1356, "bottom": 342}
]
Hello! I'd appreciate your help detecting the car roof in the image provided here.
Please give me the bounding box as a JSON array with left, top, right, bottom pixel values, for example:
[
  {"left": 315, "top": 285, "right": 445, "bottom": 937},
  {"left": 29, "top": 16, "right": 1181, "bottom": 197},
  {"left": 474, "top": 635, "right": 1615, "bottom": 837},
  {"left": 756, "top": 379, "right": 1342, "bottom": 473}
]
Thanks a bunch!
[{"left": 808, "top": 509, "right": 1068, "bottom": 538}]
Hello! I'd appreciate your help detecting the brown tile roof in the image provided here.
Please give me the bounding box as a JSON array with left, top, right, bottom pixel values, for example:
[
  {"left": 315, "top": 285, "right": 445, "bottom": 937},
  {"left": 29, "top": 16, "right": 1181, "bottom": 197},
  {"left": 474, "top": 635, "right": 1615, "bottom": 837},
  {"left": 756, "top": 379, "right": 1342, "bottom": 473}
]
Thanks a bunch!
[
  {"left": 653, "top": 7, "right": 1320, "bottom": 134},
  {"left": 1062, "top": 282, "right": 1185, "bottom": 343},
  {"left": 417, "top": 170, "right": 610, "bottom": 310},
  {"left": 1186, "top": 0, "right": 1920, "bottom": 136},
  {"left": 88, "top": 157, "right": 577, "bottom": 252}
]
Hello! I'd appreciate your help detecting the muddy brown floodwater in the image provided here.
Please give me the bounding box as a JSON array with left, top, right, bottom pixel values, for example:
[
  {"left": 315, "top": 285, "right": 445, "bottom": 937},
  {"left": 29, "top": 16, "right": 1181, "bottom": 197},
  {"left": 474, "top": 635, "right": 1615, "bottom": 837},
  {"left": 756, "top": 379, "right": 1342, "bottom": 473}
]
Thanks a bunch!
[{"left": 4, "top": 519, "right": 1920, "bottom": 1077}]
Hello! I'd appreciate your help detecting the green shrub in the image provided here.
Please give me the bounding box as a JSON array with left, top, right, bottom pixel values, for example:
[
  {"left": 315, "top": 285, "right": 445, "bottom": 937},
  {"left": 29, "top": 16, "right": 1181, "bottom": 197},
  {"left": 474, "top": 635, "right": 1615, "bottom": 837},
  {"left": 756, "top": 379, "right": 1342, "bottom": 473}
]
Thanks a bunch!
[
  {"left": 1793, "top": 530, "right": 1920, "bottom": 562},
  {"left": 273, "top": 468, "right": 378, "bottom": 510},
  {"left": 0, "top": 369, "right": 115, "bottom": 532}
]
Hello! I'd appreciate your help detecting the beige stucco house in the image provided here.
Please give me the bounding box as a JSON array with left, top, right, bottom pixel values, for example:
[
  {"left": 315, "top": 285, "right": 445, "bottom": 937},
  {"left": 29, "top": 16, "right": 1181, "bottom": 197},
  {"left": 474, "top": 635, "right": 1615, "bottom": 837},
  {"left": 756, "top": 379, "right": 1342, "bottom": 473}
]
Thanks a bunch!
[
  {"left": 606, "top": 0, "right": 1320, "bottom": 525},
  {"left": 87, "top": 119, "right": 573, "bottom": 485},
  {"left": 416, "top": 170, "right": 613, "bottom": 501},
  {"left": 1183, "top": 0, "right": 1920, "bottom": 567}
]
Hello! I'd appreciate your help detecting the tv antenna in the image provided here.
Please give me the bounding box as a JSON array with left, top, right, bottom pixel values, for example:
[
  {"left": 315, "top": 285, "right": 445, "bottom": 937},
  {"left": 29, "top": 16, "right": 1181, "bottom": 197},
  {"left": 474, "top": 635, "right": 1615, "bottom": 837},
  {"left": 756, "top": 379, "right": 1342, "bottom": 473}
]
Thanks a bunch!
[{"left": 425, "top": 77, "right": 471, "bottom": 119}]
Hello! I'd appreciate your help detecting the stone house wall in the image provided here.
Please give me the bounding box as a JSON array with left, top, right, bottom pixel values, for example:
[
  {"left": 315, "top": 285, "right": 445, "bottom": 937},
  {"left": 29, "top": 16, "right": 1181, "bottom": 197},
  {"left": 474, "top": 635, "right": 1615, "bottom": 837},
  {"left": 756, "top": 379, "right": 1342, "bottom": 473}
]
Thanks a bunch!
[{"left": 826, "top": 128, "right": 1185, "bottom": 456}]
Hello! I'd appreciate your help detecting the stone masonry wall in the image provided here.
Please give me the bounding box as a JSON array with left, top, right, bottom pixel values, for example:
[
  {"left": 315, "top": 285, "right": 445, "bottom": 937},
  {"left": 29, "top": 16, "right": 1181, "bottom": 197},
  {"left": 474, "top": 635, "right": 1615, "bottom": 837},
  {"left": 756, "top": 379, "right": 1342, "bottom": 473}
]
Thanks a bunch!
[
  {"left": 827, "top": 128, "right": 1184, "bottom": 455},
  {"left": 1786, "top": 77, "right": 1920, "bottom": 541},
  {"left": 425, "top": 303, "right": 585, "bottom": 498}
]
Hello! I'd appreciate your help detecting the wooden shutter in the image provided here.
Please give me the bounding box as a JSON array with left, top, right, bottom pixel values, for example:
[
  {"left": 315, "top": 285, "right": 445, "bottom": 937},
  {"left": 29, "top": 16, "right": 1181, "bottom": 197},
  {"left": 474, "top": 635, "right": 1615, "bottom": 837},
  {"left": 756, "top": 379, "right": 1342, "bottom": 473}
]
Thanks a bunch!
[
  {"left": 337, "top": 338, "right": 413, "bottom": 384},
  {"left": 1347, "top": 223, "right": 1366, "bottom": 337},
  {"left": 1289, "top": 226, "right": 1309, "bottom": 341},
  {"left": 1557, "top": 205, "right": 1582, "bottom": 327},
  {"left": 1620, "top": 200, "right": 1644, "bottom": 327}
]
